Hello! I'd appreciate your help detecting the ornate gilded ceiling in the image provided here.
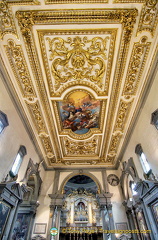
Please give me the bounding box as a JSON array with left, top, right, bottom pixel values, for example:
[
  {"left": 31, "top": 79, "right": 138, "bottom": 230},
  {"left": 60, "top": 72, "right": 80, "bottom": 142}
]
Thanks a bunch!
[{"left": 0, "top": 0, "right": 158, "bottom": 169}]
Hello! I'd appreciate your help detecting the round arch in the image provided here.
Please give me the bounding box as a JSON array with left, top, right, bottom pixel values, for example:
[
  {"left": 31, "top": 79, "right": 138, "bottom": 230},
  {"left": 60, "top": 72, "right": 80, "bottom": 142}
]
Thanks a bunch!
[{"left": 59, "top": 171, "right": 102, "bottom": 194}]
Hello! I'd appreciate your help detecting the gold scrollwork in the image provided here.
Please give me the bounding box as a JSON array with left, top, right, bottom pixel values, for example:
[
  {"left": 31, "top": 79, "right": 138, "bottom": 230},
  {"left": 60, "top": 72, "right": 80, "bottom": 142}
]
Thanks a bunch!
[
  {"left": 123, "top": 37, "right": 151, "bottom": 95},
  {"left": 106, "top": 155, "right": 116, "bottom": 163},
  {"left": 5, "top": 39, "right": 36, "bottom": 97},
  {"left": 49, "top": 157, "right": 56, "bottom": 164},
  {"left": 16, "top": 9, "right": 137, "bottom": 32},
  {"left": 62, "top": 159, "right": 98, "bottom": 165},
  {"left": 109, "top": 132, "right": 123, "bottom": 153},
  {"left": 25, "top": 101, "right": 47, "bottom": 134},
  {"left": 115, "top": 100, "right": 133, "bottom": 131},
  {"left": 0, "top": 0, "right": 16, "bottom": 39},
  {"left": 16, "top": 11, "right": 35, "bottom": 42},
  {"left": 40, "top": 135, "right": 54, "bottom": 156},
  {"left": 38, "top": 29, "right": 115, "bottom": 97},
  {"left": 120, "top": 9, "right": 138, "bottom": 43},
  {"left": 15, "top": 8, "right": 138, "bottom": 167},
  {"left": 64, "top": 137, "right": 97, "bottom": 155},
  {"left": 46, "top": 0, "right": 107, "bottom": 3},
  {"left": 137, "top": 0, "right": 158, "bottom": 36},
  {"left": 114, "top": 0, "right": 145, "bottom": 3},
  {"left": 46, "top": 36, "right": 109, "bottom": 90}
]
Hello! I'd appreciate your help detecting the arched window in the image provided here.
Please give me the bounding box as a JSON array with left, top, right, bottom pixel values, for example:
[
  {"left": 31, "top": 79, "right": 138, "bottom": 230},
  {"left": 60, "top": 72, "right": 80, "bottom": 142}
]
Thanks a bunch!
[
  {"left": 9, "top": 145, "right": 27, "bottom": 178},
  {"left": 0, "top": 110, "right": 9, "bottom": 134},
  {"left": 135, "top": 144, "right": 151, "bottom": 174},
  {"left": 130, "top": 181, "right": 137, "bottom": 196}
]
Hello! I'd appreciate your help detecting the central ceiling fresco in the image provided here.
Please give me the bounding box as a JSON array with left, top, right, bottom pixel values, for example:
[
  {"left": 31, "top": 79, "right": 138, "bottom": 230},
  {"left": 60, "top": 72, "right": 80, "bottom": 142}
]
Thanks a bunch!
[
  {"left": 0, "top": 0, "right": 157, "bottom": 169},
  {"left": 58, "top": 91, "right": 100, "bottom": 135}
]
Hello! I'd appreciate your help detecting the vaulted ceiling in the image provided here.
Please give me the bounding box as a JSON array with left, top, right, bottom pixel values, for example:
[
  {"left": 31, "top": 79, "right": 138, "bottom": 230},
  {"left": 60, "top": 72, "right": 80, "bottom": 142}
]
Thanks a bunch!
[{"left": 0, "top": 0, "right": 157, "bottom": 169}]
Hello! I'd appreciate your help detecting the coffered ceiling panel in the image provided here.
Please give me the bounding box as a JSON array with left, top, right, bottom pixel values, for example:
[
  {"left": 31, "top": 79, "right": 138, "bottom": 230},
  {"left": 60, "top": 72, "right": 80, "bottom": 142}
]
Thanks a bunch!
[{"left": 0, "top": 0, "right": 158, "bottom": 169}]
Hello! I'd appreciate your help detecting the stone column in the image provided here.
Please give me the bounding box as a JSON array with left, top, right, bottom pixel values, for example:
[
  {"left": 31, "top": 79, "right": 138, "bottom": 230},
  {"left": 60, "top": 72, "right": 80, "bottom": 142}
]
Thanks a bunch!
[
  {"left": 49, "top": 206, "right": 58, "bottom": 240},
  {"left": 88, "top": 200, "right": 92, "bottom": 225},
  {"left": 50, "top": 206, "right": 62, "bottom": 240},
  {"left": 106, "top": 204, "right": 116, "bottom": 240},
  {"left": 56, "top": 206, "right": 62, "bottom": 240},
  {"left": 49, "top": 194, "right": 64, "bottom": 240},
  {"left": 97, "top": 193, "right": 116, "bottom": 240},
  {"left": 70, "top": 200, "right": 74, "bottom": 225},
  {"left": 126, "top": 209, "right": 139, "bottom": 240},
  {"left": 100, "top": 205, "right": 108, "bottom": 240}
]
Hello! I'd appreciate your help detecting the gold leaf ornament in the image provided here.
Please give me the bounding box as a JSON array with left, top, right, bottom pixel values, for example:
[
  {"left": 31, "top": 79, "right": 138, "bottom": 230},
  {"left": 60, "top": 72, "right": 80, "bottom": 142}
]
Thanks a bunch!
[{"left": 47, "top": 36, "right": 109, "bottom": 90}]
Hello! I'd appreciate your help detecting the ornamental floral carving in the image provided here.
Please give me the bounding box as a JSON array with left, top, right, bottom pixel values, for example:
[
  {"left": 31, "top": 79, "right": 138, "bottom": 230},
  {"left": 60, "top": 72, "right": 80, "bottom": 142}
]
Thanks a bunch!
[
  {"left": 0, "top": 0, "right": 16, "bottom": 39},
  {"left": 40, "top": 135, "right": 54, "bottom": 156},
  {"left": 123, "top": 37, "right": 151, "bottom": 95},
  {"left": 137, "top": 0, "right": 158, "bottom": 36},
  {"left": 120, "top": 9, "right": 138, "bottom": 42},
  {"left": 115, "top": 100, "right": 133, "bottom": 131},
  {"left": 106, "top": 155, "right": 115, "bottom": 163},
  {"left": 46, "top": 36, "right": 109, "bottom": 90},
  {"left": 46, "top": 0, "right": 107, "bottom": 3},
  {"left": 16, "top": 9, "right": 137, "bottom": 43},
  {"left": 64, "top": 138, "right": 97, "bottom": 155},
  {"left": 114, "top": 0, "right": 145, "bottom": 2},
  {"left": 25, "top": 101, "right": 47, "bottom": 134},
  {"left": 109, "top": 132, "right": 123, "bottom": 153},
  {"left": 5, "top": 39, "right": 36, "bottom": 97},
  {"left": 16, "top": 11, "right": 35, "bottom": 42}
]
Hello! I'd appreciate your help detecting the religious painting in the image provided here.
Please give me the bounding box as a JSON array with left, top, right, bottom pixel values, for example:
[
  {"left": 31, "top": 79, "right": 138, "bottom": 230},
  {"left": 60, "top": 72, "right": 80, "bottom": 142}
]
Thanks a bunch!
[
  {"left": 0, "top": 201, "right": 11, "bottom": 239},
  {"left": 137, "top": 211, "right": 151, "bottom": 240},
  {"left": 11, "top": 213, "right": 30, "bottom": 240},
  {"left": 58, "top": 91, "right": 100, "bottom": 135}
]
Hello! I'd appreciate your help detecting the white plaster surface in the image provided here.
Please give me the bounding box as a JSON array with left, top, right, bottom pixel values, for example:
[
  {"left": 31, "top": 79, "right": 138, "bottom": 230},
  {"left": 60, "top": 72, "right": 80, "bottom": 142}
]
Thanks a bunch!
[
  {"left": 106, "top": 170, "right": 128, "bottom": 225},
  {"left": 89, "top": 171, "right": 104, "bottom": 191},
  {"left": 32, "top": 171, "right": 55, "bottom": 238},
  {"left": 58, "top": 171, "right": 73, "bottom": 191},
  {"left": 0, "top": 77, "right": 41, "bottom": 181},
  {"left": 121, "top": 69, "right": 158, "bottom": 180}
]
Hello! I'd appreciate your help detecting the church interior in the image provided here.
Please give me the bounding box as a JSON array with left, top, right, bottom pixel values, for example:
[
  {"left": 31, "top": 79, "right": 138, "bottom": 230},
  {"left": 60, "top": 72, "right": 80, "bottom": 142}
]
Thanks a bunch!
[{"left": 0, "top": 0, "right": 158, "bottom": 240}]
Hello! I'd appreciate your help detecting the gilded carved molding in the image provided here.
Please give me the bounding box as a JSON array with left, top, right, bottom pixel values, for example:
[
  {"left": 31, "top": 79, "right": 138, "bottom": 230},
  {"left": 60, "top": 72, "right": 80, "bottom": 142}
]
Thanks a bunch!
[
  {"left": 123, "top": 36, "right": 151, "bottom": 96},
  {"left": 0, "top": 0, "right": 16, "bottom": 39},
  {"left": 108, "top": 131, "right": 123, "bottom": 153},
  {"left": 46, "top": 0, "right": 108, "bottom": 3},
  {"left": 39, "top": 29, "right": 116, "bottom": 97},
  {"left": 137, "top": 0, "right": 158, "bottom": 36},
  {"left": 47, "top": 36, "right": 108, "bottom": 91},
  {"left": 0, "top": 0, "right": 40, "bottom": 39},
  {"left": 25, "top": 100, "right": 47, "bottom": 134},
  {"left": 64, "top": 137, "right": 98, "bottom": 156},
  {"left": 16, "top": 9, "right": 137, "bottom": 38},
  {"left": 15, "top": 8, "right": 138, "bottom": 166},
  {"left": 114, "top": 0, "right": 144, "bottom": 2},
  {"left": 115, "top": 99, "right": 133, "bottom": 131},
  {"left": 61, "top": 159, "right": 98, "bottom": 165},
  {"left": 15, "top": 12, "right": 61, "bottom": 160},
  {"left": 5, "top": 39, "right": 36, "bottom": 98},
  {"left": 39, "top": 134, "right": 55, "bottom": 159},
  {"left": 106, "top": 155, "right": 115, "bottom": 163},
  {"left": 7, "top": 0, "right": 40, "bottom": 4}
]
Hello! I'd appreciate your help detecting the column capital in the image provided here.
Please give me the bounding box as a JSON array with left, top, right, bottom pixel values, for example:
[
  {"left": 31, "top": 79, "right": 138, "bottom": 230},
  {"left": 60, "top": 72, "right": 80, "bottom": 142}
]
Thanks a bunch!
[{"left": 49, "top": 193, "right": 64, "bottom": 206}]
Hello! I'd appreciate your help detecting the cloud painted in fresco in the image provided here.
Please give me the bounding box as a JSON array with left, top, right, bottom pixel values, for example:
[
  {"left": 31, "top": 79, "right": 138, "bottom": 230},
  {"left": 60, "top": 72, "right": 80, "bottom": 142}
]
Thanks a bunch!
[{"left": 58, "top": 91, "right": 100, "bottom": 135}]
